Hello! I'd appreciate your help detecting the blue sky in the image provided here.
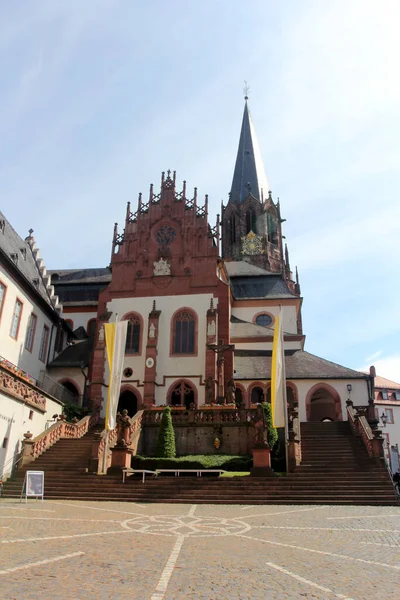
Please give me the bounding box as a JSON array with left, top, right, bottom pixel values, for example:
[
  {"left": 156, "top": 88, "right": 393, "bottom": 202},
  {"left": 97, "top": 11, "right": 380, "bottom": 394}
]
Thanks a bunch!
[{"left": 1, "top": 0, "right": 399, "bottom": 381}]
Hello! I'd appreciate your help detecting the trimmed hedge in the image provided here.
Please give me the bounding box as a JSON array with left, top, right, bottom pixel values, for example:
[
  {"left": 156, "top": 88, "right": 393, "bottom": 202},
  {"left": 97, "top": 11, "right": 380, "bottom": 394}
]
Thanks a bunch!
[
  {"left": 156, "top": 406, "right": 176, "bottom": 458},
  {"left": 131, "top": 454, "right": 253, "bottom": 472},
  {"left": 262, "top": 402, "right": 278, "bottom": 449}
]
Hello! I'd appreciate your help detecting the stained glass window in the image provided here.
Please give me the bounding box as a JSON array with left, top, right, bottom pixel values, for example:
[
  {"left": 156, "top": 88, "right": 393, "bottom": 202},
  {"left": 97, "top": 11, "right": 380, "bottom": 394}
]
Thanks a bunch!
[
  {"left": 173, "top": 311, "right": 195, "bottom": 354},
  {"left": 125, "top": 315, "right": 141, "bottom": 354}
]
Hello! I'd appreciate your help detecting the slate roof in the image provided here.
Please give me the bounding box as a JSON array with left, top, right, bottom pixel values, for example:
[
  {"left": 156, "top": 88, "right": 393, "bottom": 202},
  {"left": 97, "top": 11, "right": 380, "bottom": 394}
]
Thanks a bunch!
[
  {"left": 48, "top": 268, "right": 111, "bottom": 284},
  {"left": 233, "top": 350, "right": 367, "bottom": 380},
  {"left": 47, "top": 339, "right": 93, "bottom": 368},
  {"left": 230, "top": 100, "right": 269, "bottom": 204},
  {"left": 225, "top": 261, "right": 274, "bottom": 277},
  {"left": 230, "top": 275, "right": 295, "bottom": 299},
  {"left": 0, "top": 211, "right": 56, "bottom": 310}
]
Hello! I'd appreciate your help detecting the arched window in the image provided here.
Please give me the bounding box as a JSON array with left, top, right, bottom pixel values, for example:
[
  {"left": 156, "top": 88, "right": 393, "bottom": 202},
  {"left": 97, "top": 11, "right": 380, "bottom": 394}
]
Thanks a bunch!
[
  {"left": 230, "top": 215, "right": 236, "bottom": 243},
  {"left": 246, "top": 210, "right": 257, "bottom": 234},
  {"left": 125, "top": 314, "right": 141, "bottom": 355},
  {"left": 255, "top": 313, "right": 273, "bottom": 327},
  {"left": 87, "top": 319, "right": 97, "bottom": 338},
  {"left": 169, "top": 380, "right": 196, "bottom": 409},
  {"left": 251, "top": 386, "right": 264, "bottom": 404},
  {"left": 172, "top": 310, "right": 196, "bottom": 354}
]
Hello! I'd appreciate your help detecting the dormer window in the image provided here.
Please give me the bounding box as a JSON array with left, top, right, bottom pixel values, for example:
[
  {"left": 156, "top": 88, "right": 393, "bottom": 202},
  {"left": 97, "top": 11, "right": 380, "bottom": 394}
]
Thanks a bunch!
[
  {"left": 32, "top": 278, "right": 40, "bottom": 289},
  {"left": 0, "top": 220, "right": 5, "bottom": 233},
  {"left": 381, "top": 390, "right": 389, "bottom": 400},
  {"left": 10, "top": 253, "right": 18, "bottom": 265},
  {"left": 20, "top": 247, "right": 27, "bottom": 260}
]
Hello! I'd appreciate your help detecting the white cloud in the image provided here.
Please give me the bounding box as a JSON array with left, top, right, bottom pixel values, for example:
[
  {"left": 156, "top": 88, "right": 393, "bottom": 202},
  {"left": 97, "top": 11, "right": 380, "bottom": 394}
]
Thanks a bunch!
[
  {"left": 359, "top": 355, "right": 400, "bottom": 384},
  {"left": 366, "top": 350, "right": 383, "bottom": 363}
]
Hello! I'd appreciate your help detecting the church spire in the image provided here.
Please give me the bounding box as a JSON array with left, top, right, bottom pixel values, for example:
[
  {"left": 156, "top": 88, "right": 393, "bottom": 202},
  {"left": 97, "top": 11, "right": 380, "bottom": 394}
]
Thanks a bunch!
[{"left": 229, "top": 99, "right": 269, "bottom": 204}]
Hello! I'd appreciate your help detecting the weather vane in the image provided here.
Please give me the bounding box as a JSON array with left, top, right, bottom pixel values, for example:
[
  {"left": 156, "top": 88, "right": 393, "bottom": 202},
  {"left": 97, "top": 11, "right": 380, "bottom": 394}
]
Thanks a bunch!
[{"left": 243, "top": 81, "right": 250, "bottom": 100}]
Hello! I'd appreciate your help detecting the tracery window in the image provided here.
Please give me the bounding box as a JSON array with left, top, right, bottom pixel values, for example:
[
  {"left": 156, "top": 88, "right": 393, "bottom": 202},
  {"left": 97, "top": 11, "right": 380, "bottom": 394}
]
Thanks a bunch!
[
  {"left": 246, "top": 210, "right": 257, "bottom": 234},
  {"left": 172, "top": 310, "right": 195, "bottom": 354},
  {"left": 230, "top": 215, "right": 236, "bottom": 243},
  {"left": 125, "top": 315, "right": 141, "bottom": 354}
]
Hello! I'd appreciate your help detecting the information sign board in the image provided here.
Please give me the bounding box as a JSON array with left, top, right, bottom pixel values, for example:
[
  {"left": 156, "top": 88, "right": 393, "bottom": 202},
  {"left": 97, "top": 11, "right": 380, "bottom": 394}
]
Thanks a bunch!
[{"left": 20, "top": 471, "right": 44, "bottom": 503}]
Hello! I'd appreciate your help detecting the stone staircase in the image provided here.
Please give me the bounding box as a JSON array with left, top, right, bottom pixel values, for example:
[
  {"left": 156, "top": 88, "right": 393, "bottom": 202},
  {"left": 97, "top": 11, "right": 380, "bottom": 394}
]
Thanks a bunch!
[{"left": 2, "top": 422, "right": 398, "bottom": 505}]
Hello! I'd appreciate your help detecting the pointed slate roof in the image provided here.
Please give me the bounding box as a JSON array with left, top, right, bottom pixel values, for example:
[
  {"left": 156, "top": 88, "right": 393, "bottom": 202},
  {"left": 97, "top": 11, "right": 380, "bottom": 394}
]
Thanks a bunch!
[{"left": 229, "top": 100, "right": 269, "bottom": 204}]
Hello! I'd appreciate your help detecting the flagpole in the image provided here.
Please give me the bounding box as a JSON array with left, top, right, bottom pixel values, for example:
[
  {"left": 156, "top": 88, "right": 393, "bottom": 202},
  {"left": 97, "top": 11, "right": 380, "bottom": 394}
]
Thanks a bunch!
[
  {"left": 102, "top": 313, "right": 118, "bottom": 474},
  {"left": 280, "top": 305, "right": 290, "bottom": 474}
]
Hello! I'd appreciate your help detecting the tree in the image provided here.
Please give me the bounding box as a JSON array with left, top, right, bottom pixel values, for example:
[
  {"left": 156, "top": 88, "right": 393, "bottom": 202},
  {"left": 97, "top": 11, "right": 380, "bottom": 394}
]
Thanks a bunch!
[
  {"left": 262, "top": 402, "right": 278, "bottom": 449},
  {"left": 156, "top": 406, "right": 176, "bottom": 458}
]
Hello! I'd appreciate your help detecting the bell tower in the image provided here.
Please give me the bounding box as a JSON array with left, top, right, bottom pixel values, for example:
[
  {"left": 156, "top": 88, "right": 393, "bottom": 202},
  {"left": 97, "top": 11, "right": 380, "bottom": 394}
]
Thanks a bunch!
[{"left": 222, "top": 97, "right": 284, "bottom": 273}]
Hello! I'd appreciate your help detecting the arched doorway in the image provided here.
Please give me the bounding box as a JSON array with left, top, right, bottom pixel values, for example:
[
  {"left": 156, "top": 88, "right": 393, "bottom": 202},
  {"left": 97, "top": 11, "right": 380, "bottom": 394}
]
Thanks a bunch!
[
  {"left": 251, "top": 386, "right": 264, "bottom": 404},
  {"left": 118, "top": 390, "right": 138, "bottom": 417},
  {"left": 60, "top": 381, "right": 80, "bottom": 405},
  {"left": 169, "top": 381, "right": 196, "bottom": 409},
  {"left": 307, "top": 385, "right": 342, "bottom": 422}
]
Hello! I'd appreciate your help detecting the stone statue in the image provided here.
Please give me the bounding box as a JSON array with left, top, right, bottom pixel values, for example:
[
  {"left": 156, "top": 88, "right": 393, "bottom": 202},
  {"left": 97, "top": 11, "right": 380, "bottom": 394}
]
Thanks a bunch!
[
  {"left": 253, "top": 404, "right": 267, "bottom": 445},
  {"left": 225, "top": 378, "right": 236, "bottom": 404},
  {"left": 116, "top": 409, "right": 132, "bottom": 447},
  {"left": 149, "top": 323, "right": 156, "bottom": 338},
  {"left": 153, "top": 257, "right": 171, "bottom": 276},
  {"left": 207, "top": 320, "right": 216, "bottom": 337},
  {"left": 98, "top": 325, "right": 104, "bottom": 342},
  {"left": 205, "top": 376, "right": 215, "bottom": 404}
]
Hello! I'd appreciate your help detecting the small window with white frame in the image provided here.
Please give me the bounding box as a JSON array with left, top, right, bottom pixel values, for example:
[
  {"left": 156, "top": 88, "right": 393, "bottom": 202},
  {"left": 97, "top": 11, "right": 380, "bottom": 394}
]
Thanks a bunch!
[
  {"left": 381, "top": 390, "right": 389, "bottom": 400},
  {"left": 10, "top": 298, "right": 23, "bottom": 339},
  {"left": 384, "top": 408, "right": 394, "bottom": 424}
]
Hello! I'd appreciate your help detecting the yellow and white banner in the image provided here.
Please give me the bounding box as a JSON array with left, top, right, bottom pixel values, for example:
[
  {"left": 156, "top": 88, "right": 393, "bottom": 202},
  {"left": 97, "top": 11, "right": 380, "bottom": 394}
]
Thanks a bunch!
[
  {"left": 271, "top": 307, "right": 287, "bottom": 428},
  {"left": 104, "top": 321, "right": 128, "bottom": 431}
]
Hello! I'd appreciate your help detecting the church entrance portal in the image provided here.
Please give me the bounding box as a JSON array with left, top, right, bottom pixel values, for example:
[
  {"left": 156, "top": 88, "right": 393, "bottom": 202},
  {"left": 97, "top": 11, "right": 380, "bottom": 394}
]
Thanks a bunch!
[
  {"left": 117, "top": 390, "right": 138, "bottom": 418},
  {"left": 308, "top": 387, "right": 340, "bottom": 421},
  {"left": 169, "top": 381, "right": 195, "bottom": 409}
]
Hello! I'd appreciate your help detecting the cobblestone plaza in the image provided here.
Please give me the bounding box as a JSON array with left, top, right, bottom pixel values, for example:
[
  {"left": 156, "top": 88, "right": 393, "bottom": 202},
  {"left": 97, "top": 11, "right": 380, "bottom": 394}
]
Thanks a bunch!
[{"left": 0, "top": 500, "right": 399, "bottom": 599}]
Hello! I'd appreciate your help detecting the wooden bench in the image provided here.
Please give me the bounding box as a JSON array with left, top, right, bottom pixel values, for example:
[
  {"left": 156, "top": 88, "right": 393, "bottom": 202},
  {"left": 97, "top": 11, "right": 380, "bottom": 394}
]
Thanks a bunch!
[
  {"left": 122, "top": 469, "right": 157, "bottom": 483},
  {"left": 155, "top": 469, "right": 226, "bottom": 477}
]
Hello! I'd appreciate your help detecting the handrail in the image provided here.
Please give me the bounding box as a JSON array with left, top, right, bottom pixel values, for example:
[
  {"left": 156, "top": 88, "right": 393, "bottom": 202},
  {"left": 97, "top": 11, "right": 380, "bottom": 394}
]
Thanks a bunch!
[{"left": 0, "top": 454, "right": 24, "bottom": 480}]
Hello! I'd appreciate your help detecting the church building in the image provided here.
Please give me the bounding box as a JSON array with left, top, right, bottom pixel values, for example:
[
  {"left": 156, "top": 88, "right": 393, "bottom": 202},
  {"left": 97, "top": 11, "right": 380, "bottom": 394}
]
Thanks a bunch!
[{"left": 46, "top": 98, "right": 374, "bottom": 424}]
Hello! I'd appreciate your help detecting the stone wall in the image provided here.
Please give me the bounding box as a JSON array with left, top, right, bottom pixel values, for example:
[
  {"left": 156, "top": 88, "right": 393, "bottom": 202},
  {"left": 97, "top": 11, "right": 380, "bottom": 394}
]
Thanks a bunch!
[{"left": 139, "top": 423, "right": 256, "bottom": 456}]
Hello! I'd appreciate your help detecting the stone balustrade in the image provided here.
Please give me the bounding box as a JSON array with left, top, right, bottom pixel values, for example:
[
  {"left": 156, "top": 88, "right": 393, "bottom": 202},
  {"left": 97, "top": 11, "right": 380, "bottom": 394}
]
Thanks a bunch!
[
  {"left": 21, "top": 414, "right": 96, "bottom": 466},
  {"left": 0, "top": 364, "right": 47, "bottom": 412},
  {"left": 346, "top": 405, "right": 384, "bottom": 458},
  {"left": 142, "top": 407, "right": 256, "bottom": 426}
]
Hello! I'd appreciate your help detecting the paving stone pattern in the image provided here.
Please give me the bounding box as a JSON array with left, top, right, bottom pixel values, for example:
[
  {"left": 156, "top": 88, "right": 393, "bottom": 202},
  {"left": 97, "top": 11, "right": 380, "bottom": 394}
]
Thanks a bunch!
[{"left": 0, "top": 500, "right": 399, "bottom": 599}]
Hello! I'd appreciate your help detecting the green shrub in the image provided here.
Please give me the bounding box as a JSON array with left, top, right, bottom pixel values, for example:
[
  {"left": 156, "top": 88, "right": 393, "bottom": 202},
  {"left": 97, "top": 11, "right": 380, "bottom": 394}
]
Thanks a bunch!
[
  {"left": 155, "top": 406, "right": 176, "bottom": 458},
  {"left": 132, "top": 454, "right": 252, "bottom": 472},
  {"left": 62, "top": 401, "right": 89, "bottom": 423},
  {"left": 262, "top": 402, "right": 278, "bottom": 449}
]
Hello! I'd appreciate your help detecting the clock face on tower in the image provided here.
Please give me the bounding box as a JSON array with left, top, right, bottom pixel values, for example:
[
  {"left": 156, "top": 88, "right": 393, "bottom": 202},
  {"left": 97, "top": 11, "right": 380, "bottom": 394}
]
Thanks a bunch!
[{"left": 241, "top": 230, "right": 263, "bottom": 255}]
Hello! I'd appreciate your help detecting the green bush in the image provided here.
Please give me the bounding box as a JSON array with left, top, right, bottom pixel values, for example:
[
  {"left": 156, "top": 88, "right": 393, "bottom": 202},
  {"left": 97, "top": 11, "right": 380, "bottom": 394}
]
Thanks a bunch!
[
  {"left": 155, "top": 406, "right": 176, "bottom": 458},
  {"left": 62, "top": 401, "right": 89, "bottom": 423},
  {"left": 132, "top": 454, "right": 252, "bottom": 472},
  {"left": 262, "top": 402, "right": 278, "bottom": 449}
]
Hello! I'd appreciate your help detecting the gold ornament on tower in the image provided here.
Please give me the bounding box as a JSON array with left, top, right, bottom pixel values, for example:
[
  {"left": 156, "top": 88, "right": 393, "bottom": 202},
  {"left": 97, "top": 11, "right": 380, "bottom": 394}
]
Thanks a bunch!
[{"left": 241, "top": 230, "right": 263, "bottom": 255}]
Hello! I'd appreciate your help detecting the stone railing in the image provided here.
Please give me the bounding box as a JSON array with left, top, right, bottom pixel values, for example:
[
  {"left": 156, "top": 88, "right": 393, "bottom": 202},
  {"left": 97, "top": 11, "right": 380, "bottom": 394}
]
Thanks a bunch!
[
  {"left": 346, "top": 405, "right": 384, "bottom": 458},
  {"left": 93, "top": 411, "right": 144, "bottom": 474},
  {"left": 21, "top": 414, "right": 95, "bottom": 466},
  {"left": 142, "top": 407, "right": 256, "bottom": 426},
  {"left": 0, "top": 363, "right": 47, "bottom": 412}
]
